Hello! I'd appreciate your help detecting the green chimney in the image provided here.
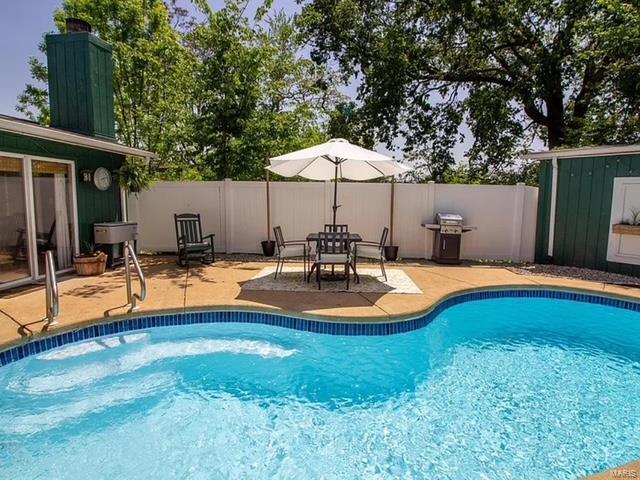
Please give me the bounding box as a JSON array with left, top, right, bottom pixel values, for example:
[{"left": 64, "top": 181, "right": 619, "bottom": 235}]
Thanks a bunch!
[{"left": 46, "top": 26, "right": 115, "bottom": 139}]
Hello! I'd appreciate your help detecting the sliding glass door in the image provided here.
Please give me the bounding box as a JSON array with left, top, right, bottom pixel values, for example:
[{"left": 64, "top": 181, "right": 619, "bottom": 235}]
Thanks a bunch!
[
  {"left": 31, "top": 160, "right": 75, "bottom": 274},
  {"left": 0, "top": 156, "right": 30, "bottom": 287},
  {"left": 0, "top": 153, "right": 77, "bottom": 290}
]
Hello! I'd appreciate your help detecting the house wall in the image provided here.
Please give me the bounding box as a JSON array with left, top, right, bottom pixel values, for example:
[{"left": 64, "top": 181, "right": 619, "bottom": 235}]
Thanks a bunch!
[
  {"left": 535, "top": 153, "right": 640, "bottom": 276},
  {"left": 128, "top": 180, "right": 539, "bottom": 262},
  {"left": 0, "top": 130, "right": 123, "bottom": 249}
]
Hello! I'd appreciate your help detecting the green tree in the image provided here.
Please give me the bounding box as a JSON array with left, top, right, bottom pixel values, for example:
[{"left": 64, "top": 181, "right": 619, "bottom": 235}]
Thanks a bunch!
[
  {"left": 298, "top": 0, "right": 640, "bottom": 181},
  {"left": 189, "top": 3, "right": 343, "bottom": 179},
  {"left": 17, "top": 0, "right": 203, "bottom": 173},
  {"left": 15, "top": 41, "right": 50, "bottom": 125}
]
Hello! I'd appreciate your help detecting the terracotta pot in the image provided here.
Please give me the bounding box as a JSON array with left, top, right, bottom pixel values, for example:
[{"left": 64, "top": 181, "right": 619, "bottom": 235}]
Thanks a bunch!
[{"left": 73, "top": 252, "right": 108, "bottom": 276}]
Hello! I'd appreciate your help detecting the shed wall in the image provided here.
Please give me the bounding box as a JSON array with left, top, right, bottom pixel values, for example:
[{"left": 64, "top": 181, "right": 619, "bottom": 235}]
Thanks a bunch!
[{"left": 535, "top": 153, "right": 640, "bottom": 276}]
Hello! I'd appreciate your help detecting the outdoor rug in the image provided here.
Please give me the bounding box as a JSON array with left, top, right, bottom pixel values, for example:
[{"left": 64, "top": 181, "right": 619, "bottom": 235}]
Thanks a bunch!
[{"left": 242, "top": 267, "right": 422, "bottom": 294}]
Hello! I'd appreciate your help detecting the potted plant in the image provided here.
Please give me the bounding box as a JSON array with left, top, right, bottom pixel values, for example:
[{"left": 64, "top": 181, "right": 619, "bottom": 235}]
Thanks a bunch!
[
  {"left": 116, "top": 156, "right": 151, "bottom": 196},
  {"left": 261, "top": 168, "right": 276, "bottom": 256},
  {"left": 612, "top": 208, "right": 640, "bottom": 236},
  {"left": 384, "top": 178, "right": 399, "bottom": 261},
  {"left": 73, "top": 242, "right": 108, "bottom": 276}
]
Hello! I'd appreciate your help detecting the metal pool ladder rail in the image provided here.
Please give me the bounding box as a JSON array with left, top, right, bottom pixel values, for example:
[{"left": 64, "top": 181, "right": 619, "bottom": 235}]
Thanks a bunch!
[
  {"left": 124, "top": 241, "right": 147, "bottom": 312},
  {"left": 44, "top": 250, "right": 59, "bottom": 326}
]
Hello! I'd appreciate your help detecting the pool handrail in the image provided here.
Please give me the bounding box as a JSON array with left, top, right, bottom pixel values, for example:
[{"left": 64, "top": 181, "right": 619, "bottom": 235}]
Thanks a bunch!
[
  {"left": 124, "top": 241, "right": 146, "bottom": 312},
  {"left": 44, "top": 250, "right": 59, "bottom": 326}
]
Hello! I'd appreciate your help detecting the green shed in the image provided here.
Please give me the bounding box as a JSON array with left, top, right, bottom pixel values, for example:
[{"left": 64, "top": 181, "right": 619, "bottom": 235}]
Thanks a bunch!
[
  {"left": 0, "top": 22, "right": 153, "bottom": 291},
  {"left": 528, "top": 145, "right": 640, "bottom": 277}
]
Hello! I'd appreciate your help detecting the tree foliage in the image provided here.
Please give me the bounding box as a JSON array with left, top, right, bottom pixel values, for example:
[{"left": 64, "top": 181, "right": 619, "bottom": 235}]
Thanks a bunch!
[
  {"left": 17, "top": 0, "right": 344, "bottom": 181},
  {"left": 298, "top": 0, "right": 640, "bottom": 181},
  {"left": 188, "top": 2, "right": 343, "bottom": 179}
]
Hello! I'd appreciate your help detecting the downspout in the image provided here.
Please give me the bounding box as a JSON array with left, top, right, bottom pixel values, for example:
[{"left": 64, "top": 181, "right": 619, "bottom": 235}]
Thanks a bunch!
[
  {"left": 120, "top": 187, "right": 128, "bottom": 222},
  {"left": 547, "top": 155, "right": 559, "bottom": 258}
]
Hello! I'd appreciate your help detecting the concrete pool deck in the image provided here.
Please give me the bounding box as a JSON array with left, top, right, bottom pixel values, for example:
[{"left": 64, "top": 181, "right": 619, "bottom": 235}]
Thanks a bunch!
[
  {"left": 2, "top": 255, "right": 640, "bottom": 352},
  {"left": 1, "top": 255, "right": 639, "bottom": 478}
]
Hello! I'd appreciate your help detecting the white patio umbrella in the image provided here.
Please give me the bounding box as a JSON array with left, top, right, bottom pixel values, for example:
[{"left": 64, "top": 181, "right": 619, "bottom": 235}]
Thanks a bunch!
[{"left": 267, "top": 138, "right": 412, "bottom": 226}]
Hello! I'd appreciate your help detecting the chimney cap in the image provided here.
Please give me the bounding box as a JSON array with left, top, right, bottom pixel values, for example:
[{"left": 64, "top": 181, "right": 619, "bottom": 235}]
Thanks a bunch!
[{"left": 65, "top": 18, "right": 92, "bottom": 33}]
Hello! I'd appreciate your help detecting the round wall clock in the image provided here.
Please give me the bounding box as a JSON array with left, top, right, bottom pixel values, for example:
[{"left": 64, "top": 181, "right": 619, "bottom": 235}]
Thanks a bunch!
[{"left": 93, "top": 167, "right": 112, "bottom": 191}]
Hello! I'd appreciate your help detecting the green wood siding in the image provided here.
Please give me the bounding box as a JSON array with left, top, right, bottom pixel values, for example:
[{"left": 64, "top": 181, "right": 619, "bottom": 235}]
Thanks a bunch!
[
  {"left": 534, "top": 160, "right": 553, "bottom": 262},
  {"left": 536, "top": 153, "right": 640, "bottom": 276},
  {"left": 0, "top": 131, "right": 122, "bottom": 250},
  {"left": 46, "top": 32, "right": 115, "bottom": 139}
]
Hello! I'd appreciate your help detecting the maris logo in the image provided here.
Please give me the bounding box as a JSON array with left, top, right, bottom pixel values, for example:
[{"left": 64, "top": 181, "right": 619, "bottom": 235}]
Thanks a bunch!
[{"left": 612, "top": 469, "right": 638, "bottom": 479}]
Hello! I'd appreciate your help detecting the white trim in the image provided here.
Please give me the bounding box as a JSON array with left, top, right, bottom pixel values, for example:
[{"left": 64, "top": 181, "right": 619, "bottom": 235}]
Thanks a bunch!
[
  {"left": 23, "top": 157, "right": 39, "bottom": 279},
  {"left": 0, "top": 116, "right": 154, "bottom": 159},
  {"left": 0, "top": 277, "right": 35, "bottom": 291},
  {"left": 524, "top": 144, "right": 640, "bottom": 160},
  {"left": 548, "top": 156, "right": 559, "bottom": 257},
  {"left": 26, "top": 154, "right": 80, "bottom": 258},
  {"left": 607, "top": 177, "right": 640, "bottom": 265},
  {"left": 33, "top": 266, "right": 74, "bottom": 282}
]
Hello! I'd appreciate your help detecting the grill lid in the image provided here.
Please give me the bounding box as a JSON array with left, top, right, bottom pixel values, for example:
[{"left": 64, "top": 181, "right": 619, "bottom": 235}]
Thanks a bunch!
[{"left": 436, "top": 213, "right": 463, "bottom": 225}]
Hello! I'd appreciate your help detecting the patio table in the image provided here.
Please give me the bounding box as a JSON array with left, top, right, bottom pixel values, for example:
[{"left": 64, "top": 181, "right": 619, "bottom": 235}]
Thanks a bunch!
[{"left": 306, "top": 233, "right": 362, "bottom": 282}]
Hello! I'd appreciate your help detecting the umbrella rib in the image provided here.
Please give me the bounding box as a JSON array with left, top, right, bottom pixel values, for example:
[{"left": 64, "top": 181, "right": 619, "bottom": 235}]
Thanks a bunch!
[
  {"left": 364, "top": 161, "right": 390, "bottom": 178},
  {"left": 292, "top": 157, "right": 322, "bottom": 177},
  {"left": 296, "top": 154, "right": 342, "bottom": 179}
]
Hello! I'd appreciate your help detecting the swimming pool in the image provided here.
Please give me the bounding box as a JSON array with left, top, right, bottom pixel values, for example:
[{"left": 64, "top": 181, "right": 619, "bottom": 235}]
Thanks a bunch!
[{"left": 0, "top": 290, "right": 639, "bottom": 479}]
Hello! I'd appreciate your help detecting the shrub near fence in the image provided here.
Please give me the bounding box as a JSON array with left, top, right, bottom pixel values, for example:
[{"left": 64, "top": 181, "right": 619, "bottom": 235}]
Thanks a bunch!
[{"left": 127, "top": 180, "right": 538, "bottom": 262}]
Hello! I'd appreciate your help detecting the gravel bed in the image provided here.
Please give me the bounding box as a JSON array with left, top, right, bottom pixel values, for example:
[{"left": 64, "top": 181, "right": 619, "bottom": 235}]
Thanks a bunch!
[{"left": 507, "top": 264, "right": 640, "bottom": 287}]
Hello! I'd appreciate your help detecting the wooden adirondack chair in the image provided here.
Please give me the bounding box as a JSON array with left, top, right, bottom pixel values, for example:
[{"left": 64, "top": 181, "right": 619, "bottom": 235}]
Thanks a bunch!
[{"left": 174, "top": 213, "right": 215, "bottom": 267}]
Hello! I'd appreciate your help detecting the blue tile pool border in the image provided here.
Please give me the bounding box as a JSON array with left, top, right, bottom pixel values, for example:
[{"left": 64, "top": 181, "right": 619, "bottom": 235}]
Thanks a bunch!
[{"left": 1, "top": 288, "right": 639, "bottom": 367}]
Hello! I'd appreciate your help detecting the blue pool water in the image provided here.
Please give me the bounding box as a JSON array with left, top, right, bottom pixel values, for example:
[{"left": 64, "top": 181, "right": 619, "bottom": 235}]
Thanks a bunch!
[{"left": 1, "top": 296, "right": 639, "bottom": 479}]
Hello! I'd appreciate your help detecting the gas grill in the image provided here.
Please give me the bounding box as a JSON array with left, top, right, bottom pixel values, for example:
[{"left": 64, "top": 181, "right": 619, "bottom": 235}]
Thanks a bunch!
[{"left": 422, "top": 213, "right": 475, "bottom": 264}]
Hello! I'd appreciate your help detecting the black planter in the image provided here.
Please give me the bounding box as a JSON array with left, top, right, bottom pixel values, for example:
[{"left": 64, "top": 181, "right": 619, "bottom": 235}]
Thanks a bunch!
[
  {"left": 261, "top": 240, "right": 276, "bottom": 257},
  {"left": 384, "top": 245, "right": 399, "bottom": 261}
]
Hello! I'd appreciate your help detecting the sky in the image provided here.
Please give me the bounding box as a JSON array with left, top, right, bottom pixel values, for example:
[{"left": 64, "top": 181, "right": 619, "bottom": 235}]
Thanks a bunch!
[{"left": 0, "top": 0, "right": 482, "bottom": 160}]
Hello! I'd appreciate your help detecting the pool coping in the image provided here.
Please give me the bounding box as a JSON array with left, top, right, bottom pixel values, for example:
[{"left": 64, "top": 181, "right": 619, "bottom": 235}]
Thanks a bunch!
[{"left": 2, "top": 284, "right": 640, "bottom": 367}]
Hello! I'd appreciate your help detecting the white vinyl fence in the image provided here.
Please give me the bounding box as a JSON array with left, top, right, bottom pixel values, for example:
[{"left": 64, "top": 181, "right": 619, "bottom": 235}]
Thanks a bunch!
[{"left": 128, "top": 180, "right": 538, "bottom": 261}]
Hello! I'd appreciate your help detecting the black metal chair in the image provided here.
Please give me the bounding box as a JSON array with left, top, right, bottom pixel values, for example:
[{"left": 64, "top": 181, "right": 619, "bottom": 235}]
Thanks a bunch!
[
  {"left": 323, "top": 224, "right": 349, "bottom": 275},
  {"left": 355, "top": 227, "right": 389, "bottom": 281},
  {"left": 310, "top": 231, "right": 355, "bottom": 290},
  {"left": 273, "top": 226, "right": 308, "bottom": 280},
  {"left": 174, "top": 213, "right": 215, "bottom": 267},
  {"left": 13, "top": 220, "right": 56, "bottom": 262}
]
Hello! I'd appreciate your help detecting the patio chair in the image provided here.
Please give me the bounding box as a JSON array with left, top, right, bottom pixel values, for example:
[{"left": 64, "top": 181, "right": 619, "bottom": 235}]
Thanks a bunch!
[
  {"left": 273, "top": 226, "right": 308, "bottom": 280},
  {"left": 174, "top": 213, "right": 215, "bottom": 267},
  {"left": 311, "top": 231, "right": 355, "bottom": 290},
  {"left": 355, "top": 227, "right": 388, "bottom": 281},
  {"left": 13, "top": 220, "right": 56, "bottom": 262}
]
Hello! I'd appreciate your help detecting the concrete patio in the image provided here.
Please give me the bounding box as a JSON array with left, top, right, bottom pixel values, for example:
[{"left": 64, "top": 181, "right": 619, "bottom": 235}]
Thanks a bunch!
[{"left": 1, "top": 255, "right": 639, "bottom": 352}]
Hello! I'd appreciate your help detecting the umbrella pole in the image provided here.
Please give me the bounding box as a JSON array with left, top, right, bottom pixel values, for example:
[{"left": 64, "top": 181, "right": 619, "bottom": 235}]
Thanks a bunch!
[
  {"left": 332, "top": 163, "right": 339, "bottom": 228},
  {"left": 266, "top": 169, "right": 271, "bottom": 241}
]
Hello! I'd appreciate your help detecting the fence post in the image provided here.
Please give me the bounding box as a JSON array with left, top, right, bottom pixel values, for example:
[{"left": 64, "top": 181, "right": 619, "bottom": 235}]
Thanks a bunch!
[
  {"left": 511, "top": 182, "right": 526, "bottom": 262},
  {"left": 224, "top": 178, "right": 234, "bottom": 253},
  {"left": 424, "top": 181, "right": 436, "bottom": 259}
]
